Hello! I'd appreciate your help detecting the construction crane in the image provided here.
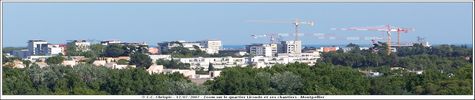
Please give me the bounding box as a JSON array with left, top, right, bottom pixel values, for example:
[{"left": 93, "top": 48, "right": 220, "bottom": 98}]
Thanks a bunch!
[
  {"left": 334, "top": 24, "right": 413, "bottom": 55},
  {"left": 394, "top": 27, "right": 414, "bottom": 48},
  {"left": 247, "top": 18, "right": 315, "bottom": 41},
  {"left": 251, "top": 33, "right": 283, "bottom": 44},
  {"left": 292, "top": 18, "right": 315, "bottom": 41}
]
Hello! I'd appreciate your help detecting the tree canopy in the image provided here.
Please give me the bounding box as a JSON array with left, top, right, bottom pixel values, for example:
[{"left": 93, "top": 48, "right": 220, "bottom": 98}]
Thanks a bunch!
[
  {"left": 129, "top": 53, "right": 153, "bottom": 69},
  {"left": 2, "top": 64, "right": 208, "bottom": 95},
  {"left": 46, "top": 55, "right": 65, "bottom": 65},
  {"left": 156, "top": 59, "right": 190, "bottom": 69}
]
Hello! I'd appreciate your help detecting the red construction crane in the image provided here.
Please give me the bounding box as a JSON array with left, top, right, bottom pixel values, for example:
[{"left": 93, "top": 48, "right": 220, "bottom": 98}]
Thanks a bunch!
[
  {"left": 394, "top": 27, "right": 414, "bottom": 48},
  {"left": 334, "top": 24, "right": 413, "bottom": 55}
]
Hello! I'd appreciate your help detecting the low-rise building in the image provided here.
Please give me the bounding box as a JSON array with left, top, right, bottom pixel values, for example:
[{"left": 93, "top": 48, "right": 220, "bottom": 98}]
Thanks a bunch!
[
  {"left": 177, "top": 57, "right": 247, "bottom": 69},
  {"left": 46, "top": 44, "right": 64, "bottom": 55},
  {"left": 10, "top": 49, "right": 29, "bottom": 59},
  {"left": 62, "top": 60, "right": 77, "bottom": 67},
  {"left": 249, "top": 52, "right": 320, "bottom": 68},
  {"left": 162, "top": 69, "right": 196, "bottom": 78},
  {"left": 158, "top": 40, "right": 222, "bottom": 54},
  {"left": 26, "top": 55, "right": 52, "bottom": 62},
  {"left": 149, "top": 55, "right": 172, "bottom": 62},
  {"left": 147, "top": 64, "right": 165, "bottom": 74},
  {"left": 59, "top": 44, "right": 67, "bottom": 55},
  {"left": 320, "top": 47, "right": 339, "bottom": 52},
  {"left": 368, "top": 71, "right": 383, "bottom": 77},
  {"left": 104, "top": 62, "right": 135, "bottom": 69},
  {"left": 100, "top": 40, "right": 122, "bottom": 45},
  {"left": 93, "top": 60, "right": 107, "bottom": 66},
  {"left": 4, "top": 60, "right": 25, "bottom": 68},
  {"left": 219, "top": 49, "right": 247, "bottom": 56},
  {"left": 68, "top": 40, "right": 91, "bottom": 51},
  {"left": 209, "top": 70, "right": 222, "bottom": 78},
  {"left": 148, "top": 47, "right": 160, "bottom": 54},
  {"left": 102, "top": 56, "right": 130, "bottom": 63}
]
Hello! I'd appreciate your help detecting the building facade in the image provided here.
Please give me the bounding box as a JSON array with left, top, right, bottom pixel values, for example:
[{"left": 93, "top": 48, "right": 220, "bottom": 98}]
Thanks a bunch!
[
  {"left": 177, "top": 57, "right": 247, "bottom": 70},
  {"left": 246, "top": 43, "right": 274, "bottom": 57},
  {"left": 198, "top": 40, "right": 222, "bottom": 54},
  {"left": 100, "top": 40, "right": 122, "bottom": 45},
  {"left": 280, "top": 40, "right": 302, "bottom": 54},
  {"left": 158, "top": 40, "right": 222, "bottom": 54},
  {"left": 10, "top": 49, "right": 29, "bottom": 59},
  {"left": 69, "top": 40, "right": 91, "bottom": 51},
  {"left": 28, "top": 40, "right": 48, "bottom": 55},
  {"left": 46, "top": 44, "right": 64, "bottom": 55}
]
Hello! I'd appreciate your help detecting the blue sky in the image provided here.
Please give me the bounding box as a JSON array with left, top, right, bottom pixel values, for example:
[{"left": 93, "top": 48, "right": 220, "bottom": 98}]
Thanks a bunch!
[{"left": 2, "top": 3, "right": 473, "bottom": 47}]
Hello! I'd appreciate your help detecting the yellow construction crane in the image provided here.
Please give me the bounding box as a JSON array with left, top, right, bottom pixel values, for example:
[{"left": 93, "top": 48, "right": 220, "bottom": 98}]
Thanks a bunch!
[{"left": 335, "top": 25, "right": 414, "bottom": 55}]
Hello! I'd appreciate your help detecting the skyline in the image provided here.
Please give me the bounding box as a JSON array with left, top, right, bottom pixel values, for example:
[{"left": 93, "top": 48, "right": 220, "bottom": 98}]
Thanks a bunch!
[{"left": 2, "top": 3, "right": 473, "bottom": 47}]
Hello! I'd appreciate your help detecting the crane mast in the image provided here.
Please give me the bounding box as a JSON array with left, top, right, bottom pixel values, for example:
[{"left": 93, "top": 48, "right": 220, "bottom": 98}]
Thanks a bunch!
[{"left": 334, "top": 24, "right": 413, "bottom": 55}]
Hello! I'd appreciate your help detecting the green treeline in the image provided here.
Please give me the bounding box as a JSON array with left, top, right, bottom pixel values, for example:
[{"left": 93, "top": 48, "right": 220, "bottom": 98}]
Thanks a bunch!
[
  {"left": 205, "top": 63, "right": 472, "bottom": 95},
  {"left": 2, "top": 44, "right": 473, "bottom": 95},
  {"left": 3, "top": 62, "right": 471, "bottom": 95},
  {"left": 2, "top": 64, "right": 208, "bottom": 95},
  {"left": 320, "top": 44, "right": 472, "bottom": 73}
]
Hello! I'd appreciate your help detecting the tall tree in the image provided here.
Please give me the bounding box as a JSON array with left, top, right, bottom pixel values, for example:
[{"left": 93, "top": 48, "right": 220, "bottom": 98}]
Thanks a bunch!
[
  {"left": 104, "top": 44, "right": 125, "bottom": 57},
  {"left": 129, "top": 53, "right": 152, "bottom": 69},
  {"left": 46, "top": 55, "right": 65, "bottom": 65}
]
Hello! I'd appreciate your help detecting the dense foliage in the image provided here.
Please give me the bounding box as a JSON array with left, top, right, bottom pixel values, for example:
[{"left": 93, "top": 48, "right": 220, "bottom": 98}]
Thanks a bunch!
[
  {"left": 165, "top": 46, "right": 208, "bottom": 58},
  {"left": 320, "top": 44, "right": 472, "bottom": 73},
  {"left": 129, "top": 53, "right": 153, "bottom": 69},
  {"left": 203, "top": 43, "right": 472, "bottom": 95},
  {"left": 2, "top": 54, "right": 21, "bottom": 64},
  {"left": 66, "top": 44, "right": 105, "bottom": 58},
  {"left": 2, "top": 64, "right": 208, "bottom": 95},
  {"left": 3, "top": 43, "right": 473, "bottom": 95},
  {"left": 104, "top": 44, "right": 127, "bottom": 57},
  {"left": 117, "top": 59, "right": 129, "bottom": 65},
  {"left": 156, "top": 59, "right": 190, "bottom": 69},
  {"left": 103, "top": 44, "right": 148, "bottom": 57},
  {"left": 46, "top": 55, "right": 65, "bottom": 65},
  {"left": 205, "top": 62, "right": 472, "bottom": 95}
]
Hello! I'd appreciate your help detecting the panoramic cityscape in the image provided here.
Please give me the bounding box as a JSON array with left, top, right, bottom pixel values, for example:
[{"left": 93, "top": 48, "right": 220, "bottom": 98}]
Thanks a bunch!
[{"left": 1, "top": 3, "right": 473, "bottom": 96}]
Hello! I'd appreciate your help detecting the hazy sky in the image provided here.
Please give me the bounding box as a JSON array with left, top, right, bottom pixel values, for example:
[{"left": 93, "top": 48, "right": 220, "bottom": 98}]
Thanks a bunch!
[{"left": 2, "top": 3, "right": 473, "bottom": 47}]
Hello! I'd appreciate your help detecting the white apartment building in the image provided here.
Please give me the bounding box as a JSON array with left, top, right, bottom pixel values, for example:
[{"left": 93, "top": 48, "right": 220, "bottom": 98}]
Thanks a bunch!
[
  {"left": 246, "top": 43, "right": 274, "bottom": 57},
  {"left": 198, "top": 40, "right": 222, "bottom": 54},
  {"left": 46, "top": 44, "right": 64, "bottom": 55},
  {"left": 149, "top": 54, "right": 172, "bottom": 62},
  {"left": 180, "top": 41, "right": 203, "bottom": 50},
  {"left": 249, "top": 52, "right": 320, "bottom": 68},
  {"left": 100, "top": 40, "right": 122, "bottom": 45},
  {"left": 28, "top": 40, "right": 49, "bottom": 55},
  {"left": 177, "top": 56, "right": 247, "bottom": 70},
  {"left": 26, "top": 55, "right": 52, "bottom": 62},
  {"left": 174, "top": 51, "right": 319, "bottom": 69},
  {"left": 69, "top": 40, "right": 91, "bottom": 51},
  {"left": 158, "top": 40, "right": 222, "bottom": 54},
  {"left": 281, "top": 40, "right": 302, "bottom": 54}
]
